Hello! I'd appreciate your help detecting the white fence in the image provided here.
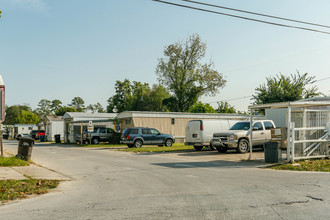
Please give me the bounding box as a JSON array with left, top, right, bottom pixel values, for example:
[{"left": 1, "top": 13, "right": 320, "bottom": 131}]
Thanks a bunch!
[{"left": 287, "top": 110, "right": 330, "bottom": 162}]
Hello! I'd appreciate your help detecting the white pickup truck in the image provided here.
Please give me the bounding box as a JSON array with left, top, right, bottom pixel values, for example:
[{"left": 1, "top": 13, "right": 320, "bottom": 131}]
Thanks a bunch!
[{"left": 210, "top": 120, "right": 276, "bottom": 153}]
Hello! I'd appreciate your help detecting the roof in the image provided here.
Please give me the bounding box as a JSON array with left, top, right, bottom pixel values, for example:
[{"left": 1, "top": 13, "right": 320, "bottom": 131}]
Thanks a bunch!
[
  {"left": 62, "top": 112, "right": 117, "bottom": 120},
  {"left": 248, "top": 99, "right": 330, "bottom": 110},
  {"left": 46, "top": 116, "right": 63, "bottom": 121},
  {"left": 118, "top": 111, "right": 255, "bottom": 119}
]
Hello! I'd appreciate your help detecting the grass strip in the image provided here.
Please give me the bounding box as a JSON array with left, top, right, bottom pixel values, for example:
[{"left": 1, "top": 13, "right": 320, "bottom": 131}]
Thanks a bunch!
[
  {"left": 77, "top": 143, "right": 127, "bottom": 148},
  {"left": 119, "top": 143, "right": 195, "bottom": 153},
  {"left": 0, "top": 156, "right": 29, "bottom": 167},
  {"left": 270, "top": 159, "right": 330, "bottom": 172},
  {"left": 0, "top": 179, "right": 60, "bottom": 202}
]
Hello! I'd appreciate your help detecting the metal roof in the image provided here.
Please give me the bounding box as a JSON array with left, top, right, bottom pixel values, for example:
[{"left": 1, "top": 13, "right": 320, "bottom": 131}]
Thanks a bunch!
[{"left": 248, "top": 100, "right": 330, "bottom": 110}]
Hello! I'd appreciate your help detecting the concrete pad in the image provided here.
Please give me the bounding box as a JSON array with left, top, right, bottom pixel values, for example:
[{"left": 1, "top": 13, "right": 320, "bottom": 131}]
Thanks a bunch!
[
  {"left": 0, "top": 167, "right": 27, "bottom": 180},
  {"left": 13, "top": 165, "right": 71, "bottom": 181}
]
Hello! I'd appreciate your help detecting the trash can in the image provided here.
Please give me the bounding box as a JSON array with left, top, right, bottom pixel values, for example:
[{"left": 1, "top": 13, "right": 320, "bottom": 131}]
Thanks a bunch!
[
  {"left": 40, "top": 135, "right": 45, "bottom": 142},
  {"left": 54, "top": 134, "right": 61, "bottom": 144},
  {"left": 16, "top": 137, "right": 34, "bottom": 161},
  {"left": 264, "top": 141, "right": 281, "bottom": 163}
]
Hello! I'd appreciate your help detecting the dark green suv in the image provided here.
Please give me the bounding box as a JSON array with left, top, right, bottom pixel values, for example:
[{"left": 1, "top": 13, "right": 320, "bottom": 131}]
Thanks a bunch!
[{"left": 121, "top": 127, "right": 175, "bottom": 148}]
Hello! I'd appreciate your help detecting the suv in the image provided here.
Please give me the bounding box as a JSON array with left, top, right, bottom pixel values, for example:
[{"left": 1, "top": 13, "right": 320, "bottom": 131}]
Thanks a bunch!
[
  {"left": 121, "top": 127, "right": 175, "bottom": 148},
  {"left": 210, "top": 120, "right": 276, "bottom": 153},
  {"left": 76, "top": 127, "right": 115, "bottom": 144}
]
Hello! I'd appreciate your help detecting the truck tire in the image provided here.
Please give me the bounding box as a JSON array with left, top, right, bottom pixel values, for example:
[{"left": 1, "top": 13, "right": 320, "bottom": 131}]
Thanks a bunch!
[
  {"left": 194, "top": 146, "right": 203, "bottom": 151},
  {"left": 209, "top": 143, "right": 215, "bottom": 151},
  {"left": 237, "top": 139, "right": 249, "bottom": 153},
  {"left": 92, "top": 137, "right": 100, "bottom": 145},
  {"left": 134, "top": 139, "right": 143, "bottom": 148}
]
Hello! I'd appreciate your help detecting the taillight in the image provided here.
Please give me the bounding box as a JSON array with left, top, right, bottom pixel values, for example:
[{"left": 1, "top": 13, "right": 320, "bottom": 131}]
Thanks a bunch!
[
  {"left": 200, "top": 123, "right": 203, "bottom": 131},
  {"left": 127, "top": 135, "right": 131, "bottom": 140}
]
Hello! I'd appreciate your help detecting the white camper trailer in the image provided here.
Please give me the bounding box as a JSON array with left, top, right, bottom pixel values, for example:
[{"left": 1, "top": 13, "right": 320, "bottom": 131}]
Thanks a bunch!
[{"left": 185, "top": 119, "right": 239, "bottom": 151}]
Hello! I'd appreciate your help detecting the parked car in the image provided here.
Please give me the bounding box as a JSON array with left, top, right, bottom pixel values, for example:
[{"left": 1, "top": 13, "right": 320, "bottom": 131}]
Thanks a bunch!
[
  {"left": 210, "top": 120, "right": 276, "bottom": 153},
  {"left": 16, "top": 133, "right": 31, "bottom": 140},
  {"left": 76, "top": 127, "right": 115, "bottom": 144},
  {"left": 185, "top": 119, "right": 239, "bottom": 151},
  {"left": 30, "top": 130, "right": 45, "bottom": 140},
  {"left": 121, "top": 127, "right": 175, "bottom": 148}
]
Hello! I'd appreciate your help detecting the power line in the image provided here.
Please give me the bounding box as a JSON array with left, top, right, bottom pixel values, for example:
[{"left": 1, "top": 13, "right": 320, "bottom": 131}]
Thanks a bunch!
[
  {"left": 180, "top": 0, "right": 330, "bottom": 29},
  {"left": 152, "top": 0, "right": 330, "bottom": 35}
]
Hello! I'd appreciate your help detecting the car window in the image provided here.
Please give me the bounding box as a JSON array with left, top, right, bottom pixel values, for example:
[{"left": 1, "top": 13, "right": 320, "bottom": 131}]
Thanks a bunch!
[
  {"left": 264, "top": 121, "right": 275, "bottom": 130},
  {"left": 99, "top": 128, "right": 106, "bottom": 133},
  {"left": 253, "top": 122, "right": 263, "bottom": 130},
  {"left": 128, "top": 129, "right": 138, "bottom": 135},
  {"left": 107, "top": 128, "right": 114, "bottom": 133},
  {"left": 150, "top": 129, "right": 160, "bottom": 135},
  {"left": 142, "top": 129, "right": 151, "bottom": 135},
  {"left": 230, "top": 122, "right": 250, "bottom": 130}
]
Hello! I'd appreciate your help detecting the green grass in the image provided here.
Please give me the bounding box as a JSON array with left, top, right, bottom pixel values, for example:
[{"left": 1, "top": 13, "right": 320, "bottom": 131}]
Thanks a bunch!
[
  {"left": 0, "top": 156, "right": 30, "bottom": 167},
  {"left": 0, "top": 179, "right": 60, "bottom": 202},
  {"left": 270, "top": 159, "right": 330, "bottom": 172},
  {"left": 119, "top": 143, "right": 195, "bottom": 153}
]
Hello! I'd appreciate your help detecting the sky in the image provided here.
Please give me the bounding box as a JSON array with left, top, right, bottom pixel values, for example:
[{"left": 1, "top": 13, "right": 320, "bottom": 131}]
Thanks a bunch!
[{"left": 1, "top": 0, "right": 330, "bottom": 112}]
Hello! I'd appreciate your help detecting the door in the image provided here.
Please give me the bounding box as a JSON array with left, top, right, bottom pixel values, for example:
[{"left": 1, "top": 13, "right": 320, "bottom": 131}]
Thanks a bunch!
[
  {"left": 150, "top": 128, "right": 162, "bottom": 144},
  {"left": 141, "top": 128, "right": 153, "bottom": 144},
  {"left": 252, "top": 122, "right": 266, "bottom": 146},
  {"left": 185, "top": 120, "right": 202, "bottom": 144}
]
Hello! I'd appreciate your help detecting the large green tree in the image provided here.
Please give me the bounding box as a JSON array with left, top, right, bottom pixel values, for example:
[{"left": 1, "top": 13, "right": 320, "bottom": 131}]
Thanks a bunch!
[
  {"left": 55, "top": 106, "right": 77, "bottom": 116},
  {"left": 188, "top": 101, "right": 216, "bottom": 113},
  {"left": 156, "top": 34, "right": 226, "bottom": 112},
  {"left": 4, "top": 105, "right": 32, "bottom": 125},
  {"left": 69, "top": 97, "right": 86, "bottom": 112},
  {"left": 253, "top": 72, "right": 320, "bottom": 105},
  {"left": 87, "top": 103, "right": 106, "bottom": 113},
  {"left": 17, "top": 110, "right": 39, "bottom": 124},
  {"left": 107, "top": 79, "right": 170, "bottom": 113},
  {"left": 216, "top": 101, "right": 236, "bottom": 113}
]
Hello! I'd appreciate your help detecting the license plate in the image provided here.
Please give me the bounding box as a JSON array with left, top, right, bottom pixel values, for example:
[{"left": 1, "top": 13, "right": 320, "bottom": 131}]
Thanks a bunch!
[{"left": 192, "top": 134, "right": 197, "bottom": 138}]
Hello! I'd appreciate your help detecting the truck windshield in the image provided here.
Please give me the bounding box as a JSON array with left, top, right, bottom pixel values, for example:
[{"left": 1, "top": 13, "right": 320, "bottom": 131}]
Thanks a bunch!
[{"left": 230, "top": 122, "right": 250, "bottom": 130}]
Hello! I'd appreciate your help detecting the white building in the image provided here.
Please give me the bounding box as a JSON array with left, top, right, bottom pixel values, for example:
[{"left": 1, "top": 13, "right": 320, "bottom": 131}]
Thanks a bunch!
[{"left": 45, "top": 116, "right": 65, "bottom": 141}]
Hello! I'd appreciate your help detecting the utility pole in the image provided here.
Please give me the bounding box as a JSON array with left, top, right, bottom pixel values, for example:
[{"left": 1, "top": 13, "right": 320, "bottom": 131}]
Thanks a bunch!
[{"left": 0, "top": 75, "right": 5, "bottom": 156}]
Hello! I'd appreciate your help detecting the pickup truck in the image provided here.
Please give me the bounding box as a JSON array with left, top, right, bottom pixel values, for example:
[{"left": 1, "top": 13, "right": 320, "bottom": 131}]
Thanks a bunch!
[
  {"left": 76, "top": 127, "right": 115, "bottom": 144},
  {"left": 210, "top": 120, "right": 276, "bottom": 153}
]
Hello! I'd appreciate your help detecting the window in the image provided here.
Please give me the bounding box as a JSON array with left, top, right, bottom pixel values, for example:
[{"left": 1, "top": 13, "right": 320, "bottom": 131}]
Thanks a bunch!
[
  {"left": 125, "top": 118, "right": 131, "bottom": 125},
  {"left": 142, "top": 129, "right": 151, "bottom": 135},
  {"left": 253, "top": 122, "right": 263, "bottom": 130},
  {"left": 128, "top": 129, "right": 138, "bottom": 134},
  {"left": 150, "top": 129, "right": 160, "bottom": 135},
  {"left": 107, "top": 128, "right": 115, "bottom": 133},
  {"left": 171, "top": 118, "right": 175, "bottom": 125},
  {"left": 99, "top": 128, "right": 106, "bottom": 133},
  {"left": 264, "top": 121, "right": 275, "bottom": 130}
]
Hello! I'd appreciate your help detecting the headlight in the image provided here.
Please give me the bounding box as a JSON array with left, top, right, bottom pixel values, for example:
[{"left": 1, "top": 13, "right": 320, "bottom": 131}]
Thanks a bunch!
[{"left": 229, "top": 134, "right": 237, "bottom": 141}]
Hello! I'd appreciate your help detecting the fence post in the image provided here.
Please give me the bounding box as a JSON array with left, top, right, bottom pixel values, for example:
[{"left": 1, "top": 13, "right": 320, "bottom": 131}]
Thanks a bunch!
[{"left": 291, "top": 122, "right": 295, "bottom": 163}]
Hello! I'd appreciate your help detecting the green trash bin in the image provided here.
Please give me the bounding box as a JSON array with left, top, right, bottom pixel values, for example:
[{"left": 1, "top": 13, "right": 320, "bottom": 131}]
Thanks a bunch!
[
  {"left": 40, "top": 135, "right": 45, "bottom": 142},
  {"left": 16, "top": 137, "right": 34, "bottom": 161},
  {"left": 54, "top": 134, "right": 61, "bottom": 144},
  {"left": 264, "top": 141, "right": 281, "bottom": 163}
]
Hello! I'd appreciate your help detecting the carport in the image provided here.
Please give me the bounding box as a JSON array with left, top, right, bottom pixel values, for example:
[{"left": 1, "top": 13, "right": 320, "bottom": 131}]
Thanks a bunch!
[{"left": 248, "top": 100, "right": 330, "bottom": 162}]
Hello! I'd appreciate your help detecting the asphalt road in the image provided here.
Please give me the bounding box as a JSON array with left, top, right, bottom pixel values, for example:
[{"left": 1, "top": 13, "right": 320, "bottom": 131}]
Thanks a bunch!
[{"left": 1, "top": 140, "right": 330, "bottom": 220}]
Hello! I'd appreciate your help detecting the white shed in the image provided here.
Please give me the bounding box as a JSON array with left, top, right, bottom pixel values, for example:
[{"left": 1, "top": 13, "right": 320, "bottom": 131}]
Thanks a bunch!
[
  {"left": 45, "top": 116, "right": 65, "bottom": 141},
  {"left": 62, "top": 112, "right": 117, "bottom": 143}
]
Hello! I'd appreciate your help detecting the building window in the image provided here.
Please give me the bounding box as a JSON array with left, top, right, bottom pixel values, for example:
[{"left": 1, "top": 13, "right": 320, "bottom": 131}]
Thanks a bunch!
[
  {"left": 125, "top": 118, "right": 131, "bottom": 125},
  {"left": 171, "top": 118, "right": 175, "bottom": 125}
]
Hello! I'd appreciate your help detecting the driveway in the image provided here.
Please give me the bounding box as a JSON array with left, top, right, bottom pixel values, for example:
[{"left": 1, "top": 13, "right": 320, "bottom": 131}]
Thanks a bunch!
[{"left": 1, "top": 140, "right": 329, "bottom": 220}]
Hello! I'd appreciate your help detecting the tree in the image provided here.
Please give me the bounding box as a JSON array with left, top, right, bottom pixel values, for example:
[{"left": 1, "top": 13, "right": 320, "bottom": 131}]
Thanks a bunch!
[
  {"left": 156, "top": 33, "right": 226, "bottom": 112},
  {"left": 188, "top": 101, "right": 216, "bottom": 113},
  {"left": 216, "top": 101, "right": 236, "bottom": 113},
  {"left": 35, "top": 99, "right": 52, "bottom": 130},
  {"left": 69, "top": 97, "right": 86, "bottom": 112},
  {"left": 55, "top": 106, "right": 77, "bottom": 116},
  {"left": 253, "top": 72, "right": 320, "bottom": 105},
  {"left": 87, "top": 103, "right": 105, "bottom": 113},
  {"left": 4, "top": 105, "right": 32, "bottom": 125},
  {"left": 51, "top": 99, "right": 63, "bottom": 113},
  {"left": 107, "top": 79, "right": 170, "bottom": 113},
  {"left": 17, "top": 110, "right": 39, "bottom": 124}
]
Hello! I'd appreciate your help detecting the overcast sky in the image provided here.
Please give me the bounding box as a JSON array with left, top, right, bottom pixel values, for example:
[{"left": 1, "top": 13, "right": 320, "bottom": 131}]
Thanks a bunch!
[{"left": 1, "top": 0, "right": 330, "bottom": 112}]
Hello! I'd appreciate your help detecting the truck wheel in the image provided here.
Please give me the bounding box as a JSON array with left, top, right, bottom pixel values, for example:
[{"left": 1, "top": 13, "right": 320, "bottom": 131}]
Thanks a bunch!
[
  {"left": 165, "top": 139, "right": 173, "bottom": 147},
  {"left": 209, "top": 143, "right": 215, "bottom": 151},
  {"left": 194, "top": 146, "right": 203, "bottom": 151},
  {"left": 215, "top": 146, "right": 228, "bottom": 153},
  {"left": 237, "top": 139, "right": 249, "bottom": 153},
  {"left": 134, "top": 139, "right": 143, "bottom": 148},
  {"left": 92, "top": 137, "right": 100, "bottom": 145}
]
